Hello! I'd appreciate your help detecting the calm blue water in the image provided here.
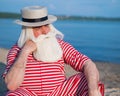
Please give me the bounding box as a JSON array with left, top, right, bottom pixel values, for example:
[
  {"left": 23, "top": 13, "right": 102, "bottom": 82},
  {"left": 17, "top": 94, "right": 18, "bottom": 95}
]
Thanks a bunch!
[{"left": 0, "top": 19, "right": 120, "bottom": 64}]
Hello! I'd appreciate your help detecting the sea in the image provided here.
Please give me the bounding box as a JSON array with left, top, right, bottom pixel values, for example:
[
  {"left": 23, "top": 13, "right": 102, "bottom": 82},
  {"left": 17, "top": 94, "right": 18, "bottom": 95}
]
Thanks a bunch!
[{"left": 0, "top": 18, "right": 120, "bottom": 64}]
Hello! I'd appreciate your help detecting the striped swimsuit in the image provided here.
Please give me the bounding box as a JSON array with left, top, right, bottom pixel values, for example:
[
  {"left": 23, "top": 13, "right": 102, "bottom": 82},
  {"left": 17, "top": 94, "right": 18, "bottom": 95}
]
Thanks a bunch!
[{"left": 4, "top": 40, "right": 91, "bottom": 96}]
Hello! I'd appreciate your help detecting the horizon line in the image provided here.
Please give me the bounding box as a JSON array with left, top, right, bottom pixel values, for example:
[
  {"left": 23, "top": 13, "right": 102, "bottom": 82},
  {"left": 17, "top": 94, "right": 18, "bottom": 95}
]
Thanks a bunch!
[{"left": 0, "top": 12, "right": 120, "bottom": 21}]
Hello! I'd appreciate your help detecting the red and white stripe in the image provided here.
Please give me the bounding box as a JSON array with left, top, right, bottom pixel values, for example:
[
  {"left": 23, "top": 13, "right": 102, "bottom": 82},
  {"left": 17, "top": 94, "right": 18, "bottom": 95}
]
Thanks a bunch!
[{"left": 4, "top": 40, "right": 90, "bottom": 96}]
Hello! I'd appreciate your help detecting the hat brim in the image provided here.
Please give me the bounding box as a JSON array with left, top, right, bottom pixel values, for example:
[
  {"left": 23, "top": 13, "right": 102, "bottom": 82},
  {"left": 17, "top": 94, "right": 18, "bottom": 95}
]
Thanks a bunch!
[{"left": 14, "top": 15, "right": 57, "bottom": 27}]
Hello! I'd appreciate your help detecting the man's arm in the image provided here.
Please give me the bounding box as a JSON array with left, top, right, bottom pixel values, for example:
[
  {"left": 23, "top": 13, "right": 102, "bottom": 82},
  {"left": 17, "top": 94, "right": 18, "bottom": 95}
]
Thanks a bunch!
[
  {"left": 5, "top": 40, "right": 36, "bottom": 91},
  {"left": 5, "top": 50, "right": 28, "bottom": 91},
  {"left": 84, "top": 60, "right": 101, "bottom": 96}
]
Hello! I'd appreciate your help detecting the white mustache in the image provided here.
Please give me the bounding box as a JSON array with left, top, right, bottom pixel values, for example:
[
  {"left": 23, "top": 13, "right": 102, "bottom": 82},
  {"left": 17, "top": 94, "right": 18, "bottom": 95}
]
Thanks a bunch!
[{"left": 32, "top": 31, "right": 56, "bottom": 43}]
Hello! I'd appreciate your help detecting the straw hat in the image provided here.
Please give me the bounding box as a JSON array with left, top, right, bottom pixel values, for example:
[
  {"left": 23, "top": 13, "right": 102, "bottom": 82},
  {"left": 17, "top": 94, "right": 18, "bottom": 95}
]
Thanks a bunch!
[{"left": 15, "top": 6, "right": 57, "bottom": 27}]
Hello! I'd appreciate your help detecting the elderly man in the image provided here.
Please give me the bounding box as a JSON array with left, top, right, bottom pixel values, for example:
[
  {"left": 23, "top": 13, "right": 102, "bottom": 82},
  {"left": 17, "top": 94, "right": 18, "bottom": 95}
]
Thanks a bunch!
[{"left": 3, "top": 6, "right": 104, "bottom": 96}]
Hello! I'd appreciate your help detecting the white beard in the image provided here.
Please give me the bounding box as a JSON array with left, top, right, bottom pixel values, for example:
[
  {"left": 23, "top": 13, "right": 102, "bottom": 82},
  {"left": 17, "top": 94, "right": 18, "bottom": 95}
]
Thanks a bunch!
[
  {"left": 32, "top": 32, "right": 63, "bottom": 62},
  {"left": 18, "top": 24, "right": 63, "bottom": 62}
]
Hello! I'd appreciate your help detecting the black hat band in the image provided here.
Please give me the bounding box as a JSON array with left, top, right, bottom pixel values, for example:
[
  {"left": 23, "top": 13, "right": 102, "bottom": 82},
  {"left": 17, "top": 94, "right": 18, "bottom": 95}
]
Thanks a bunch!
[{"left": 22, "top": 16, "right": 48, "bottom": 23}]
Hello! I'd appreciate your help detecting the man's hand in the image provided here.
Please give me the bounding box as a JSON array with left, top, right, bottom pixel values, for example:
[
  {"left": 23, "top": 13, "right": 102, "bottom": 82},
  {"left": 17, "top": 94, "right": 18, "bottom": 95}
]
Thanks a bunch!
[{"left": 22, "top": 40, "right": 37, "bottom": 55}]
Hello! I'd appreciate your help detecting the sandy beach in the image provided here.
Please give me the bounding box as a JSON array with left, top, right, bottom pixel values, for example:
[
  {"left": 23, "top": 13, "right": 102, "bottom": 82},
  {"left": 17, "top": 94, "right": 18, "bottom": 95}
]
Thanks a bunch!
[{"left": 0, "top": 48, "right": 120, "bottom": 96}]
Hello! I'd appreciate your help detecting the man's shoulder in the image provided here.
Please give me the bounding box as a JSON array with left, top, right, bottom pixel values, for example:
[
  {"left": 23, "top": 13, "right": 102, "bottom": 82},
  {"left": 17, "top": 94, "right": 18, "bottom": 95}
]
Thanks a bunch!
[
  {"left": 57, "top": 39, "right": 66, "bottom": 44},
  {"left": 10, "top": 44, "right": 21, "bottom": 51},
  {"left": 57, "top": 39, "right": 72, "bottom": 48}
]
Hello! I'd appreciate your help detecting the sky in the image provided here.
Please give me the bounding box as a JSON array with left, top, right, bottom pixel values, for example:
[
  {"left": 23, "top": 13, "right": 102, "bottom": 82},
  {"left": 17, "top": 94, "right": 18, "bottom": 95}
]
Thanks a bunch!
[{"left": 0, "top": 0, "right": 120, "bottom": 18}]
